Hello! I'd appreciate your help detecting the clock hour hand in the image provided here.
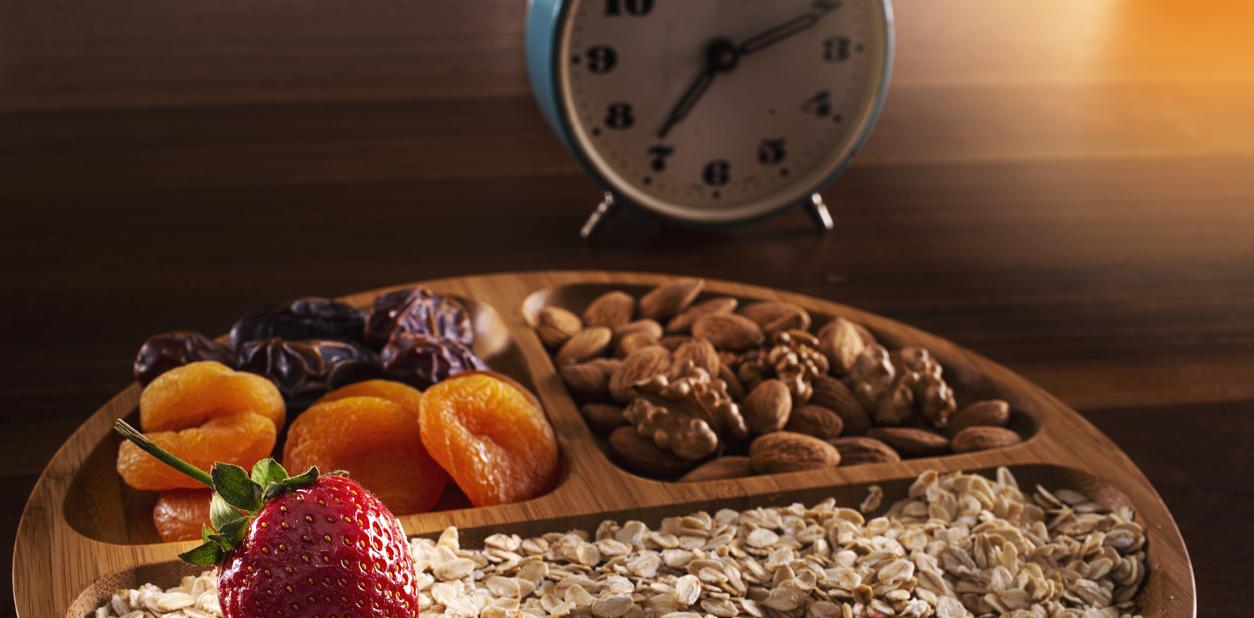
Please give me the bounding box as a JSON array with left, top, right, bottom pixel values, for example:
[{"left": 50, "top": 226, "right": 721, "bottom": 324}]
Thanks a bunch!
[
  {"left": 737, "top": 0, "right": 841, "bottom": 56},
  {"left": 656, "top": 38, "right": 739, "bottom": 139},
  {"left": 656, "top": 69, "right": 714, "bottom": 139}
]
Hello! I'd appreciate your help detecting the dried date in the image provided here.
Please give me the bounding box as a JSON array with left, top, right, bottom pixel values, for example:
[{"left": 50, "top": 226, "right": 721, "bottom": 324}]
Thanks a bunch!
[
  {"left": 380, "top": 332, "right": 487, "bottom": 390},
  {"left": 365, "top": 287, "right": 474, "bottom": 349},
  {"left": 237, "top": 338, "right": 381, "bottom": 408},
  {"left": 228, "top": 297, "right": 366, "bottom": 350},
  {"left": 133, "top": 331, "right": 239, "bottom": 385}
]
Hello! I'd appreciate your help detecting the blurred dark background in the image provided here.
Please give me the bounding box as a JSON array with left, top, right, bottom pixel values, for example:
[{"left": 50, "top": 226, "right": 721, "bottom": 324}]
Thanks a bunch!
[{"left": 4, "top": 1, "right": 1254, "bottom": 614}]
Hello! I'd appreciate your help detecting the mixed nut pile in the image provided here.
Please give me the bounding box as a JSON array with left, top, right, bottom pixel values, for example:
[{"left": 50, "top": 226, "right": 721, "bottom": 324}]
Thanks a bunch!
[
  {"left": 95, "top": 467, "right": 1148, "bottom": 618},
  {"left": 537, "top": 279, "right": 1025, "bottom": 480}
]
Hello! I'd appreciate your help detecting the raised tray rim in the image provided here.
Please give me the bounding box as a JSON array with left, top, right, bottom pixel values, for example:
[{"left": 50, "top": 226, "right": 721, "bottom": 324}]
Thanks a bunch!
[{"left": 13, "top": 270, "right": 1197, "bottom": 617}]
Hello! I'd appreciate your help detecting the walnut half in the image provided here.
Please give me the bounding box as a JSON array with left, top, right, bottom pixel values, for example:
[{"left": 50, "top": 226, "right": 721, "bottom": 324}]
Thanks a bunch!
[
  {"left": 736, "top": 329, "right": 829, "bottom": 404},
  {"left": 848, "top": 344, "right": 956, "bottom": 428},
  {"left": 623, "top": 362, "right": 747, "bottom": 461},
  {"left": 895, "top": 347, "right": 956, "bottom": 427}
]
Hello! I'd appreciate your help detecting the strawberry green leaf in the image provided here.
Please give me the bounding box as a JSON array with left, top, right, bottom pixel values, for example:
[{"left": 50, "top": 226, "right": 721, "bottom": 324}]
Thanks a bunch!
[
  {"left": 264, "top": 466, "right": 321, "bottom": 500},
  {"left": 251, "top": 458, "right": 288, "bottom": 488},
  {"left": 208, "top": 517, "right": 249, "bottom": 552},
  {"left": 179, "top": 541, "right": 225, "bottom": 566},
  {"left": 261, "top": 484, "right": 284, "bottom": 501},
  {"left": 286, "top": 466, "right": 320, "bottom": 485},
  {"left": 210, "top": 493, "right": 245, "bottom": 531},
  {"left": 324, "top": 470, "right": 350, "bottom": 478},
  {"left": 212, "top": 463, "right": 263, "bottom": 512}
]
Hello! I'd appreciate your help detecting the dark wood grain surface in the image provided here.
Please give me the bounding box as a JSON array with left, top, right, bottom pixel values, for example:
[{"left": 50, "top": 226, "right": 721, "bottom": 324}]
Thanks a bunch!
[{"left": 3, "top": 1, "right": 1252, "bottom": 614}]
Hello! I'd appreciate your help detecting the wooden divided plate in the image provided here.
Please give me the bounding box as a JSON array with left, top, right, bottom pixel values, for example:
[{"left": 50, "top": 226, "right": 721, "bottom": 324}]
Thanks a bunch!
[{"left": 13, "top": 272, "right": 1196, "bottom": 616}]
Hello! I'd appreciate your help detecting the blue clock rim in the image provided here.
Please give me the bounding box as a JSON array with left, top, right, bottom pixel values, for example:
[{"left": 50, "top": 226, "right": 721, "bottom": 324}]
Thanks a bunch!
[{"left": 526, "top": 0, "right": 896, "bottom": 226}]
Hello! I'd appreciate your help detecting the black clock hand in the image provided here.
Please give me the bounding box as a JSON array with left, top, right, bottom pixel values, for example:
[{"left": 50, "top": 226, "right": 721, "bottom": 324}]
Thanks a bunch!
[
  {"left": 655, "top": 2, "right": 841, "bottom": 140},
  {"left": 657, "top": 70, "right": 713, "bottom": 139},
  {"left": 738, "top": 0, "right": 842, "bottom": 56},
  {"left": 657, "top": 38, "right": 739, "bottom": 139}
]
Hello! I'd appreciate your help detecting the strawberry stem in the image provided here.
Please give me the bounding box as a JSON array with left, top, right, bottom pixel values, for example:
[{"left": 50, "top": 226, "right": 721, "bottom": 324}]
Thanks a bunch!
[{"left": 114, "top": 419, "right": 214, "bottom": 488}]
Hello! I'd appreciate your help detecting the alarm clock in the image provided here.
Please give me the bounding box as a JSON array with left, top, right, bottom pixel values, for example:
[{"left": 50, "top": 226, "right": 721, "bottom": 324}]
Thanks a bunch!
[{"left": 526, "top": 0, "right": 894, "bottom": 236}]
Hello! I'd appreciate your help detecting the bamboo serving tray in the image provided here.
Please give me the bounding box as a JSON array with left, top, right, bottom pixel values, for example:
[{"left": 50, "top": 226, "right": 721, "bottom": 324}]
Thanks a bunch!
[{"left": 13, "top": 271, "right": 1195, "bottom": 617}]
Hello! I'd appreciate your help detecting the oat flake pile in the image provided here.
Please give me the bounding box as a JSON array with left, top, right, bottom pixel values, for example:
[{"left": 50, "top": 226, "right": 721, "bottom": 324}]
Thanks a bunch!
[{"left": 95, "top": 467, "right": 1148, "bottom": 618}]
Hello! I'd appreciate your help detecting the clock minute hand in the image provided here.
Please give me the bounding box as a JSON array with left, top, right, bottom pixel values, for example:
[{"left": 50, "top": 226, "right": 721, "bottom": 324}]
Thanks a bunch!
[
  {"left": 655, "top": 2, "right": 842, "bottom": 139},
  {"left": 737, "top": 0, "right": 842, "bottom": 56}
]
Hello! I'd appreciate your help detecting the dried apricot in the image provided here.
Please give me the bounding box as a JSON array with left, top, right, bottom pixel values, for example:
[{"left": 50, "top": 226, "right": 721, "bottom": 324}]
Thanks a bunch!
[
  {"left": 153, "top": 489, "right": 212, "bottom": 542},
  {"left": 283, "top": 396, "right": 448, "bottom": 515},
  {"left": 419, "top": 372, "right": 558, "bottom": 506},
  {"left": 313, "top": 380, "right": 424, "bottom": 418},
  {"left": 118, "top": 412, "right": 277, "bottom": 490},
  {"left": 140, "top": 361, "right": 285, "bottom": 432}
]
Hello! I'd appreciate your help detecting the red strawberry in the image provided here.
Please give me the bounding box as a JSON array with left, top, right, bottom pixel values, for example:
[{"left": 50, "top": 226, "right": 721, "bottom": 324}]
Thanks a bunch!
[{"left": 114, "top": 419, "right": 419, "bottom": 617}]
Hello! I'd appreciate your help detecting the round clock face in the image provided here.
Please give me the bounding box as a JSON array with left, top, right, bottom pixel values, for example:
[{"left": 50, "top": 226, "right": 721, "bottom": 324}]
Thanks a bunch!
[{"left": 557, "top": 0, "right": 891, "bottom": 223}]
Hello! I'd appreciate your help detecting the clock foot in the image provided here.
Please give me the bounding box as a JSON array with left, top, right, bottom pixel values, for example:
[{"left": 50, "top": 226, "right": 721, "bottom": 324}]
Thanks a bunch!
[
  {"left": 807, "top": 194, "right": 834, "bottom": 232},
  {"left": 580, "top": 192, "right": 618, "bottom": 241}
]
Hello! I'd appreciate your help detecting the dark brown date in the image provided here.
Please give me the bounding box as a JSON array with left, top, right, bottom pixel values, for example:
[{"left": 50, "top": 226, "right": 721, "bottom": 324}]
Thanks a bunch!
[
  {"left": 134, "top": 332, "right": 239, "bottom": 385},
  {"left": 380, "top": 333, "right": 487, "bottom": 390},
  {"left": 238, "top": 338, "right": 381, "bottom": 409},
  {"left": 365, "top": 287, "right": 474, "bottom": 349},
  {"left": 229, "top": 297, "right": 366, "bottom": 350}
]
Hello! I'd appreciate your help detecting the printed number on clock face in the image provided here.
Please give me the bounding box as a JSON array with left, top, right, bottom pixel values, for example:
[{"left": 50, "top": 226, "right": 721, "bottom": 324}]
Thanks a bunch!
[{"left": 561, "top": 0, "right": 886, "bottom": 218}]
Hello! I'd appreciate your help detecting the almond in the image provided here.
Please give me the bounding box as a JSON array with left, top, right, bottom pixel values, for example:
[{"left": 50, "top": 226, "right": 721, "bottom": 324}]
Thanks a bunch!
[
  {"left": 535, "top": 306, "right": 582, "bottom": 349},
  {"left": 671, "top": 338, "right": 719, "bottom": 377},
  {"left": 784, "top": 404, "right": 845, "bottom": 441},
  {"left": 580, "top": 403, "right": 626, "bottom": 435},
  {"left": 810, "top": 375, "right": 871, "bottom": 435},
  {"left": 743, "top": 379, "right": 792, "bottom": 434},
  {"left": 830, "top": 436, "right": 901, "bottom": 465},
  {"left": 817, "top": 317, "right": 867, "bottom": 375},
  {"left": 719, "top": 364, "right": 746, "bottom": 400},
  {"left": 559, "top": 358, "right": 620, "bottom": 401},
  {"left": 952, "top": 426, "right": 1022, "bottom": 453},
  {"left": 666, "top": 296, "right": 738, "bottom": 333},
  {"left": 555, "top": 326, "right": 612, "bottom": 366},
  {"left": 616, "top": 330, "right": 660, "bottom": 358},
  {"left": 853, "top": 322, "right": 877, "bottom": 346},
  {"left": 739, "top": 301, "right": 811, "bottom": 335},
  {"left": 658, "top": 335, "right": 690, "bottom": 351},
  {"left": 609, "top": 346, "right": 671, "bottom": 402},
  {"left": 749, "top": 432, "right": 841, "bottom": 474},
  {"left": 609, "top": 426, "right": 694, "bottom": 477},
  {"left": 691, "top": 313, "right": 764, "bottom": 351},
  {"left": 639, "top": 278, "right": 704, "bottom": 321},
  {"left": 946, "top": 400, "right": 1011, "bottom": 436},
  {"left": 678, "top": 456, "right": 755, "bottom": 483},
  {"left": 867, "top": 427, "right": 950, "bottom": 457},
  {"left": 583, "top": 291, "right": 635, "bottom": 329},
  {"left": 614, "top": 319, "right": 663, "bottom": 342}
]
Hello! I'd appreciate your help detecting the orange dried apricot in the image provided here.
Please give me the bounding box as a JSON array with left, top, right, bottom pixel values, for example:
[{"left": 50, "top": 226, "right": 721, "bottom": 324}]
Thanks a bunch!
[
  {"left": 153, "top": 489, "right": 212, "bottom": 542},
  {"left": 140, "top": 361, "right": 285, "bottom": 432},
  {"left": 283, "top": 396, "right": 448, "bottom": 515},
  {"left": 419, "top": 372, "right": 558, "bottom": 507},
  {"left": 313, "top": 380, "right": 424, "bottom": 418},
  {"left": 118, "top": 412, "right": 277, "bottom": 490}
]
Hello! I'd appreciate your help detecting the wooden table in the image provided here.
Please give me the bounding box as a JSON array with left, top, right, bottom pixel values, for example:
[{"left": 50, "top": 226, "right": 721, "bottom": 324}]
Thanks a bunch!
[{"left": 2, "top": 1, "right": 1251, "bottom": 614}]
